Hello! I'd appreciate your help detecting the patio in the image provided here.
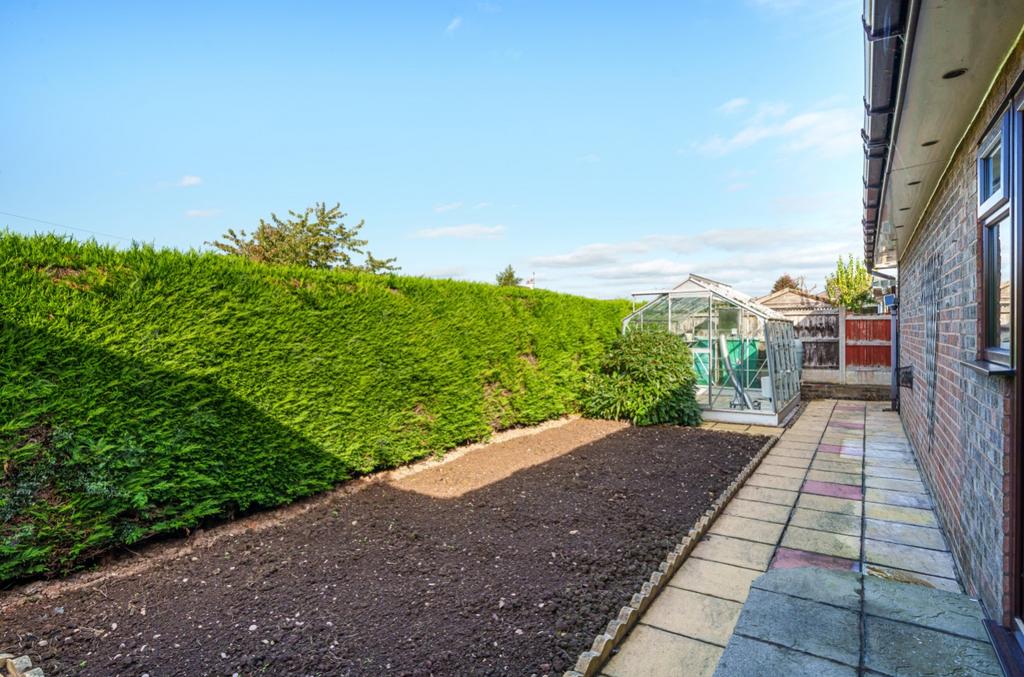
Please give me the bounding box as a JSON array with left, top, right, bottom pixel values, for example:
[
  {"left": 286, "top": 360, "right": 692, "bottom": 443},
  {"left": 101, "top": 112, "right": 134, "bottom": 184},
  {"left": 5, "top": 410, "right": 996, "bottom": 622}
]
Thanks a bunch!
[{"left": 597, "top": 399, "right": 1000, "bottom": 676}]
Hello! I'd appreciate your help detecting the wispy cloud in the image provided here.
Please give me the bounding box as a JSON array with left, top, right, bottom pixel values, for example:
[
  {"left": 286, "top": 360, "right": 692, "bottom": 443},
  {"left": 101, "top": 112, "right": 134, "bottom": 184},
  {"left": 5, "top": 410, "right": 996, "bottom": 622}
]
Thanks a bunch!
[
  {"left": 474, "top": 201, "right": 492, "bottom": 209},
  {"left": 185, "top": 208, "right": 220, "bottom": 218},
  {"left": 717, "top": 97, "right": 750, "bottom": 113},
  {"left": 178, "top": 175, "right": 202, "bottom": 187},
  {"left": 531, "top": 243, "right": 636, "bottom": 268},
  {"left": 580, "top": 153, "right": 601, "bottom": 164},
  {"left": 445, "top": 16, "right": 463, "bottom": 35},
  {"left": 433, "top": 201, "right": 463, "bottom": 213},
  {"left": 413, "top": 224, "right": 505, "bottom": 239},
  {"left": 696, "top": 103, "right": 860, "bottom": 158},
  {"left": 589, "top": 258, "right": 694, "bottom": 280},
  {"left": 478, "top": 2, "right": 501, "bottom": 12}
]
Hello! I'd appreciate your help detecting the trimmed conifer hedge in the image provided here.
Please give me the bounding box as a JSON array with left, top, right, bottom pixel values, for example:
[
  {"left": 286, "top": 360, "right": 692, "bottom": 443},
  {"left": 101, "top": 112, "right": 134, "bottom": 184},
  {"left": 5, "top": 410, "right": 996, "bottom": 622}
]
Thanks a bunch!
[{"left": 0, "top": 233, "right": 629, "bottom": 581}]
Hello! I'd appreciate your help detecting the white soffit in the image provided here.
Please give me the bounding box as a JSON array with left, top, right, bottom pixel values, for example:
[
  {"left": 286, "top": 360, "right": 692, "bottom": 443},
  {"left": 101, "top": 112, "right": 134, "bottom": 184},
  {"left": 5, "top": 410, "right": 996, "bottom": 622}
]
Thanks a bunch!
[{"left": 882, "top": 0, "right": 1024, "bottom": 262}]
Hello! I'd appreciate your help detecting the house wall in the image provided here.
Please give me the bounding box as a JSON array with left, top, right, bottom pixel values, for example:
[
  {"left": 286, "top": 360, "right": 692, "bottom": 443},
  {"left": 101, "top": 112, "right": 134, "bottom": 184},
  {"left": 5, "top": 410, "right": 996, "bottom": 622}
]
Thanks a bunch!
[{"left": 897, "top": 40, "right": 1023, "bottom": 622}]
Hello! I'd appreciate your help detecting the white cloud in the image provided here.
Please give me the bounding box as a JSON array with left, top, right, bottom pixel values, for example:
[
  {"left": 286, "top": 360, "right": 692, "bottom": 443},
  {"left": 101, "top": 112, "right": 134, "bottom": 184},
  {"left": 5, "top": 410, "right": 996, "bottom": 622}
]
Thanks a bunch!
[
  {"left": 474, "top": 201, "right": 492, "bottom": 209},
  {"left": 445, "top": 16, "right": 463, "bottom": 34},
  {"left": 717, "top": 97, "right": 750, "bottom": 113},
  {"left": 178, "top": 175, "right": 202, "bottom": 187},
  {"left": 580, "top": 153, "right": 601, "bottom": 164},
  {"left": 531, "top": 243, "right": 635, "bottom": 268},
  {"left": 185, "top": 208, "right": 220, "bottom": 218},
  {"left": 696, "top": 104, "right": 860, "bottom": 158},
  {"left": 433, "top": 201, "right": 463, "bottom": 213},
  {"left": 589, "top": 258, "right": 694, "bottom": 280},
  {"left": 725, "top": 182, "right": 750, "bottom": 192},
  {"left": 413, "top": 224, "right": 505, "bottom": 239}
]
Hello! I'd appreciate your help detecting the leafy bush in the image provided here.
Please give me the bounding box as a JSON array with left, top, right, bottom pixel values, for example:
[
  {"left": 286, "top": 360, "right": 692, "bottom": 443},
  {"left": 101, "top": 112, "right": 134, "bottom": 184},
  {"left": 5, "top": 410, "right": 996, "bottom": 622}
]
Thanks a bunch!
[
  {"left": 0, "top": 232, "right": 629, "bottom": 582},
  {"left": 581, "top": 328, "right": 702, "bottom": 426}
]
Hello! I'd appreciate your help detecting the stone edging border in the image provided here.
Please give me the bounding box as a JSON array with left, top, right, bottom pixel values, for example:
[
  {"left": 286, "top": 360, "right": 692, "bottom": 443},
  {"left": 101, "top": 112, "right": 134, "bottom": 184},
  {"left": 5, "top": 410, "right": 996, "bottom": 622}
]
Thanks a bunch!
[{"left": 562, "top": 432, "right": 780, "bottom": 677}]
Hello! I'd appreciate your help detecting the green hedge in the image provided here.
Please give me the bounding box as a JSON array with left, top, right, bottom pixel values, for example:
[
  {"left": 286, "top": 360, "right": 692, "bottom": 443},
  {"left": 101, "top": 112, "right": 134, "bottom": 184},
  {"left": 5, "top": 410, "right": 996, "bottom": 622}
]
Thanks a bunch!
[{"left": 0, "top": 233, "right": 629, "bottom": 581}]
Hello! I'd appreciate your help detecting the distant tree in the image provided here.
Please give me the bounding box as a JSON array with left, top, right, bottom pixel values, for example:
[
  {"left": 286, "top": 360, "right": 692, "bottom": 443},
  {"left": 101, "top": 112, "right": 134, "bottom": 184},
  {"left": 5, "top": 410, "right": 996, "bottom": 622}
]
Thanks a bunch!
[
  {"left": 825, "top": 255, "right": 873, "bottom": 311},
  {"left": 207, "top": 202, "right": 398, "bottom": 272},
  {"left": 771, "top": 273, "right": 803, "bottom": 293},
  {"left": 495, "top": 265, "right": 522, "bottom": 287}
]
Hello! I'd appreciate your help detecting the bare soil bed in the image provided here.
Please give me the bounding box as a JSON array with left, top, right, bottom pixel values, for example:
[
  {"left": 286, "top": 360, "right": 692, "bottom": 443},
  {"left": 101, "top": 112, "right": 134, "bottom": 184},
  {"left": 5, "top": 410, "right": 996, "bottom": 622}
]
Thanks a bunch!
[{"left": 0, "top": 419, "right": 766, "bottom": 676}]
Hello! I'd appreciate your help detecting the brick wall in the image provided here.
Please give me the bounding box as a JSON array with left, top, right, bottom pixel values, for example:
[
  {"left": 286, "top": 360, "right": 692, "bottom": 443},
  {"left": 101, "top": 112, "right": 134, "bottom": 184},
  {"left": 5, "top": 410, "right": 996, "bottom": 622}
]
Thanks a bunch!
[{"left": 897, "top": 40, "right": 1022, "bottom": 622}]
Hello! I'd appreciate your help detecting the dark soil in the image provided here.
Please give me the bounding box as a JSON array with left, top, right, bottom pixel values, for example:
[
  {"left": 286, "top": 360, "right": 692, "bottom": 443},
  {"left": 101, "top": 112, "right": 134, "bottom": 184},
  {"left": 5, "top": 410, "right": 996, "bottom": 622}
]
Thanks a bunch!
[{"left": 0, "top": 420, "right": 766, "bottom": 676}]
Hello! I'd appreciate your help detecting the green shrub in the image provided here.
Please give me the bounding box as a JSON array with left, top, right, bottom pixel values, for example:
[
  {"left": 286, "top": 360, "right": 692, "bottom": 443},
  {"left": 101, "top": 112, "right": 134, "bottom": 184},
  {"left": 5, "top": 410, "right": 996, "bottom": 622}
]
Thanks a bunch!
[
  {"left": 581, "top": 328, "right": 702, "bottom": 426},
  {"left": 0, "top": 232, "right": 629, "bottom": 582}
]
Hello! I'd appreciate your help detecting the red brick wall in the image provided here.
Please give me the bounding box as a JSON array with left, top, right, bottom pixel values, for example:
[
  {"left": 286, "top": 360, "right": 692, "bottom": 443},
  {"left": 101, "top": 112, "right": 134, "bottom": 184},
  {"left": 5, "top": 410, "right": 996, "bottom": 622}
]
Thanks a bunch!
[{"left": 897, "top": 39, "right": 1022, "bottom": 623}]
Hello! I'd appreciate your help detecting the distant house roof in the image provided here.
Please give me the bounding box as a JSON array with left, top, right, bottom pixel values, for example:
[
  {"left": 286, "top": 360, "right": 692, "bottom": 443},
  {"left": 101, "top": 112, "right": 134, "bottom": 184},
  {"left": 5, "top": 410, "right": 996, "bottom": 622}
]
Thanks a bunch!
[
  {"left": 630, "top": 273, "right": 787, "bottom": 321},
  {"left": 757, "top": 288, "right": 833, "bottom": 310}
]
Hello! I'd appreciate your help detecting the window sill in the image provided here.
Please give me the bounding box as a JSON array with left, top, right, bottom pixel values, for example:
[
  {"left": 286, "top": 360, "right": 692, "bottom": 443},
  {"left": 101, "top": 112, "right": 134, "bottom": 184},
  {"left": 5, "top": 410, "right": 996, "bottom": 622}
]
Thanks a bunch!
[{"left": 963, "top": 359, "right": 1015, "bottom": 376}]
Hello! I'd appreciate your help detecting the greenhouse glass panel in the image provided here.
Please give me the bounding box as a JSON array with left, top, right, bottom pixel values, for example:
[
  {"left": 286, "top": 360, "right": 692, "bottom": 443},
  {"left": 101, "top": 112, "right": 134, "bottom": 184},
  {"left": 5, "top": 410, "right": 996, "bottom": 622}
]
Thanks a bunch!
[{"left": 622, "top": 274, "right": 800, "bottom": 425}]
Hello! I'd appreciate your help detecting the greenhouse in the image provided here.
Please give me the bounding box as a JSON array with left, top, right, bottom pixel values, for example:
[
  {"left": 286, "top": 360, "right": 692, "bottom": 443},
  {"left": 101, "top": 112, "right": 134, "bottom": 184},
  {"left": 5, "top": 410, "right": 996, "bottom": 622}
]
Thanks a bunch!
[{"left": 623, "top": 274, "right": 801, "bottom": 425}]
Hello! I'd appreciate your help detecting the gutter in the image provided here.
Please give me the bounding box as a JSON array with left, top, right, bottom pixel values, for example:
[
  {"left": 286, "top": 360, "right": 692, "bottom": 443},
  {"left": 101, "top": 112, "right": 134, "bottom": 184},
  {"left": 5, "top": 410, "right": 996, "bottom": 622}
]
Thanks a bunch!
[{"left": 861, "top": 0, "right": 913, "bottom": 271}]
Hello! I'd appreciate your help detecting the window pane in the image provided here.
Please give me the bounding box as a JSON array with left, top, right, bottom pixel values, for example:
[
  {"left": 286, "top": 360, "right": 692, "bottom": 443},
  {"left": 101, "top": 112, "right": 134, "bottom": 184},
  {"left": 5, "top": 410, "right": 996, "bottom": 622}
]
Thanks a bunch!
[
  {"left": 997, "top": 217, "right": 1012, "bottom": 350},
  {"left": 988, "top": 144, "right": 1002, "bottom": 197}
]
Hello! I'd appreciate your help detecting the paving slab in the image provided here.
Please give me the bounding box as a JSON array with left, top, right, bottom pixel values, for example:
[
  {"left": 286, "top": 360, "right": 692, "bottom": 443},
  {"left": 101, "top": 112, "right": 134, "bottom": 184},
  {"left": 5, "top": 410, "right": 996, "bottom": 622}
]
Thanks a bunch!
[
  {"left": 746, "top": 472, "right": 803, "bottom": 492},
  {"left": 802, "top": 480, "right": 864, "bottom": 501},
  {"left": 781, "top": 525, "right": 861, "bottom": 560},
  {"left": 770, "top": 547, "right": 859, "bottom": 572},
  {"left": 668, "top": 558, "right": 762, "bottom": 603},
  {"left": 713, "top": 635, "right": 857, "bottom": 677},
  {"left": 811, "top": 457, "right": 864, "bottom": 473},
  {"left": 756, "top": 462, "right": 808, "bottom": 478},
  {"left": 796, "top": 493, "right": 863, "bottom": 517},
  {"left": 863, "top": 616, "right": 1001, "bottom": 676},
  {"left": 751, "top": 567, "right": 860, "bottom": 610},
  {"left": 788, "top": 507, "right": 862, "bottom": 537},
  {"left": 864, "top": 475, "right": 927, "bottom": 493},
  {"left": 864, "top": 518, "right": 947, "bottom": 551},
  {"left": 863, "top": 564, "right": 961, "bottom": 593},
  {"left": 730, "top": 587, "right": 860, "bottom": 666},
  {"left": 691, "top": 534, "right": 775, "bottom": 571},
  {"left": 862, "top": 465, "right": 922, "bottom": 481},
  {"left": 863, "top": 575, "right": 987, "bottom": 641},
  {"left": 865, "top": 487, "right": 931, "bottom": 509},
  {"left": 864, "top": 539, "right": 958, "bottom": 579},
  {"left": 709, "top": 514, "right": 785, "bottom": 545},
  {"left": 735, "top": 485, "right": 798, "bottom": 507},
  {"left": 722, "top": 498, "right": 791, "bottom": 524},
  {"left": 603, "top": 624, "right": 723, "bottom": 677},
  {"left": 642, "top": 587, "right": 742, "bottom": 646},
  {"left": 864, "top": 502, "right": 938, "bottom": 527},
  {"left": 805, "top": 469, "right": 862, "bottom": 486}
]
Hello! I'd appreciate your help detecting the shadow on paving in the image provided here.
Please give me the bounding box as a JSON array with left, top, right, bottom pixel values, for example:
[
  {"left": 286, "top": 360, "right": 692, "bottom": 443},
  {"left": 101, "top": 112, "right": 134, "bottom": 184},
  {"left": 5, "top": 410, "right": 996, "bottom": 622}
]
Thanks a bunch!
[{"left": 1, "top": 401, "right": 765, "bottom": 676}]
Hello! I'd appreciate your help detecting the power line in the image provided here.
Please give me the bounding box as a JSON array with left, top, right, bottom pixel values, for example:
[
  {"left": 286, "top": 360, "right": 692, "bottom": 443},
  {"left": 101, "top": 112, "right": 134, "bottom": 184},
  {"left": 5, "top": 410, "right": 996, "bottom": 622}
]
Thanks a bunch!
[{"left": 0, "top": 210, "right": 134, "bottom": 242}]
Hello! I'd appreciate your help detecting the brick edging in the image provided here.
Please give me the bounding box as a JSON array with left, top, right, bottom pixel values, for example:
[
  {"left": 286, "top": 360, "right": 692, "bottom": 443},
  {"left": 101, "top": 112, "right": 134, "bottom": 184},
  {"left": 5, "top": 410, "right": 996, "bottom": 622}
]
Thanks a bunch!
[{"left": 562, "top": 433, "right": 780, "bottom": 677}]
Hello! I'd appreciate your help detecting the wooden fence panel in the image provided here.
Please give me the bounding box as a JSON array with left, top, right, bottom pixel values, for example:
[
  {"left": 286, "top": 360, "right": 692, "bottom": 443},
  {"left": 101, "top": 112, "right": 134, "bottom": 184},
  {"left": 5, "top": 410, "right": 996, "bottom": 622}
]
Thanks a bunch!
[
  {"left": 846, "top": 344, "right": 891, "bottom": 367},
  {"left": 846, "top": 317, "right": 891, "bottom": 341},
  {"left": 803, "top": 341, "right": 840, "bottom": 368}
]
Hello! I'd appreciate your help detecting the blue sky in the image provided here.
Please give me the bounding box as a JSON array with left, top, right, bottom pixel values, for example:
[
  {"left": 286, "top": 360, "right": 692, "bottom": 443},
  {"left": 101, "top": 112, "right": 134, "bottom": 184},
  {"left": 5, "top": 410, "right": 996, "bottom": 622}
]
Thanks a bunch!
[{"left": 1, "top": 0, "right": 863, "bottom": 298}]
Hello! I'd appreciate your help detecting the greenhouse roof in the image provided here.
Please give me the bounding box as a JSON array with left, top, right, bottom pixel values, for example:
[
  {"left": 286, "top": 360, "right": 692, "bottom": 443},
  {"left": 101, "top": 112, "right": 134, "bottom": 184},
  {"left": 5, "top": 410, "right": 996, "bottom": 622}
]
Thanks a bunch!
[{"left": 631, "top": 274, "right": 786, "bottom": 321}]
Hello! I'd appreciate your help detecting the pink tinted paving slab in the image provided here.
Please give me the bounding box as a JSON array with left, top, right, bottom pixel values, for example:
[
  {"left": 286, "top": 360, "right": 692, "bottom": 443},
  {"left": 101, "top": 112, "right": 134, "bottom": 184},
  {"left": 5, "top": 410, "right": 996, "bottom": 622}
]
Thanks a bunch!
[
  {"left": 801, "top": 480, "right": 864, "bottom": 501},
  {"left": 770, "top": 547, "right": 859, "bottom": 572}
]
